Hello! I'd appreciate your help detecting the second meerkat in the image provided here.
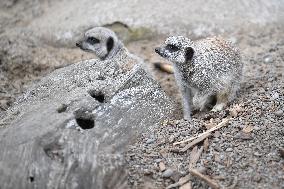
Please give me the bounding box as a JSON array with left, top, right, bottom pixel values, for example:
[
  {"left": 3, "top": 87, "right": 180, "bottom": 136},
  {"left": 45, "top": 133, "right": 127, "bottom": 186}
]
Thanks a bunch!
[
  {"left": 155, "top": 36, "right": 242, "bottom": 120},
  {"left": 76, "top": 27, "right": 147, "bottom": 72}
]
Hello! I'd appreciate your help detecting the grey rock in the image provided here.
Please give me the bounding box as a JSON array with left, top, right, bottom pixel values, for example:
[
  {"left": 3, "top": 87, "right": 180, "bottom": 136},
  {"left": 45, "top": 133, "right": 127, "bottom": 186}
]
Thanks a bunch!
[
  {"left": 226, "top": 148, "right": 234, "bottom": 152},
  {"left": 263, "top": 55, "right": 273, "bottom": 63},
  {"left": 162, "top": 169, "right": 174, "bottom": 178},
  {"left": 146, "top": 138, "right": 156, "bottom": 144},
  {"left": 0, "top": 58, "right": 174, "bottom": 189},
  {"left": 274, "top": 110, "right": 283, "bottom": 117}
]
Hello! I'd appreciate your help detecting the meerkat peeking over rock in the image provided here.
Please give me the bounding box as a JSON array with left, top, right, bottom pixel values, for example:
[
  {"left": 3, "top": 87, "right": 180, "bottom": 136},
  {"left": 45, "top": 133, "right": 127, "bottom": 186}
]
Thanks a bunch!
[
  {"left": 76, "top": 27, "right": 123, "bottom": 60},
  {"left": 155, "top": 36, "right": 243, "bottom": 120},
  {"left": 76, "top": 27, "right": 148, "bottom": 73}
]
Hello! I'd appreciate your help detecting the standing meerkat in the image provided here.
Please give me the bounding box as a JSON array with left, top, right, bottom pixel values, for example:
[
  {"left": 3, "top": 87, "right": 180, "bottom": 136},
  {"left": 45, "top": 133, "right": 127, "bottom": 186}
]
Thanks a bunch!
[
  {"left": 76, "top": 27, "right": 147, "bottom": 72},
  {"left": 155, "top": 36, "right": 243, "bottom": 120}
]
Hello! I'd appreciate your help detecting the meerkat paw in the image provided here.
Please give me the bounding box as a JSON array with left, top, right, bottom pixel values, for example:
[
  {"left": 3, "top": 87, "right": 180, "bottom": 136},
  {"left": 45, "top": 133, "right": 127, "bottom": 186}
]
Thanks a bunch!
[
  {"left": 211, "top": 103, "right": 225, "bottom": 112},
  {"left": 183, "top": 113, "right": 191, "bottom": 121}
]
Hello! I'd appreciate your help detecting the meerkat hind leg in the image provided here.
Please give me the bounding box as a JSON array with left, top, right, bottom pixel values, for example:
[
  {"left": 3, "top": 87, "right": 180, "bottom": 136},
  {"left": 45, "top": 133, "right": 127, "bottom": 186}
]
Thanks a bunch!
[{"left": 211, "top": 90, "right": 229, "bottom": 112}]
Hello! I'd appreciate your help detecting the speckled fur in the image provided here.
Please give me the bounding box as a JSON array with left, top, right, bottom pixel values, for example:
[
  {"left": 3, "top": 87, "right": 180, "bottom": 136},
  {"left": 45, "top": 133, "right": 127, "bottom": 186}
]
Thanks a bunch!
[
  {"left": 76, "top": 27, "right": 147, "bottom": 73},
  {"left": 156, "top": 36, "right": 243, "bottom": 120}
]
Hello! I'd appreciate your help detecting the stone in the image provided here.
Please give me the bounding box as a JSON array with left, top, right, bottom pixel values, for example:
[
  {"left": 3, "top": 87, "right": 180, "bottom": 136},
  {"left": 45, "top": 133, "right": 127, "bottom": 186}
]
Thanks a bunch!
[
  {"left": 274, "top": 110, "right": 283, "bottom": 117},
  {"left": 162, "top": 169, "right": 174, "bottom": 178},
  {"left": 146, "top": 138, "right": 156, "bottom": 144},
  {"left": 159, "top": 162, "right": 166, "bottom": 172},
  {"left": 263, "top": 55, "right": 273, "bottom": 63}
]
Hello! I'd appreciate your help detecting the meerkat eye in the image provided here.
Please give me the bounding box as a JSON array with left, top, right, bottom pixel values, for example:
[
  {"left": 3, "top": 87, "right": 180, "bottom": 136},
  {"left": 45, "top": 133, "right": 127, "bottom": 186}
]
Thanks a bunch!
[
  {"left": 87, "top": 37, "right": 100, "bottom": 45},
  {"left": 166, "top": 44, "right": 179, "bottom": 52}
]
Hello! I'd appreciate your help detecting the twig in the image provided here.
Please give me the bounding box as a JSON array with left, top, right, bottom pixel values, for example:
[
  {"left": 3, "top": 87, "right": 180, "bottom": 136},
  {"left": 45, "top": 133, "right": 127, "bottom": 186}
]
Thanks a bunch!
[
  {"left": 189, "top": 169, "right": 220, "bottom": 189},
  {"left": 179, "top": 133, "right": 209, "bottom": 153},
  {"left": 174, "top": 118, "right": 231, "bottom": 146},
  {"left": 166, "top": 175, "right": 191, "bottom": 189}
]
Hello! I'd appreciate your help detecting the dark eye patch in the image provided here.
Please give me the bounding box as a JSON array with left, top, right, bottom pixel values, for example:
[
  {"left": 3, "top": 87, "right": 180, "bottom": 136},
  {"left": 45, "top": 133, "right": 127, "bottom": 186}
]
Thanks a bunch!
[
  {"left": 87, "top": 37, "right": 100, "bottom": 45},
  {"left": 166, "top": 44, "right": 179, "bottom": 52},
  {"left": 106, "top": 37, "right": 114, "bottom": 53}
]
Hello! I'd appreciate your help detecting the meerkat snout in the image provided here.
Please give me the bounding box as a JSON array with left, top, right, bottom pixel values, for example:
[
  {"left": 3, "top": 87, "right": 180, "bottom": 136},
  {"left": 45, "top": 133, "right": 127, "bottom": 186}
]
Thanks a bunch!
[
  {"left": 76, "top": 27, "right": 122, "bottom": 60},
  {"left": 154, "top": 47, "right": 161, "bottom": 54},
  {"left": 76, "top": 41, "right": 82, "bottom": 48},
  {"left": 155, "top": 36, "right": 195, "bottom": 65}
]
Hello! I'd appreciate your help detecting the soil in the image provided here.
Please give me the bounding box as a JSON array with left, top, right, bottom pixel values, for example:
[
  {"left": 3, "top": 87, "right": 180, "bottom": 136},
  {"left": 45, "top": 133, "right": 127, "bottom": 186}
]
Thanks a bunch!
[{"left": 0, "top": 1, "right": 283, "bottom": 188}]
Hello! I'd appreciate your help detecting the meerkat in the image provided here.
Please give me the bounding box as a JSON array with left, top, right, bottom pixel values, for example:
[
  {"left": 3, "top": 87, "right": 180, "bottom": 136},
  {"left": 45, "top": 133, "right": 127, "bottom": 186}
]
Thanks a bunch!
[
  {"left": 76, "top": 27, "right": 146, "bottom": 72},
  {"left": 155, "top": 36, "right": 242, "bottom": 120}
]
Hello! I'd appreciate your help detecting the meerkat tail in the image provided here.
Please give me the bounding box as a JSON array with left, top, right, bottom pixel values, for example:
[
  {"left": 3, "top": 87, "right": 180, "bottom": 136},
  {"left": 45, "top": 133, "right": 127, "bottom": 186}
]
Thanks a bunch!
[{"left": 154, "top": 63, "right": 174, "bottom": 74}]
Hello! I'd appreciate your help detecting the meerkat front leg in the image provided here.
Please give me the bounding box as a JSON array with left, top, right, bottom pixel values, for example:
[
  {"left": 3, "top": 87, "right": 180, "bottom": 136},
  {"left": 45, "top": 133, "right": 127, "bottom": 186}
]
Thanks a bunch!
[{"left": 180, "top": 85, "right": 193, "bottom": 120}]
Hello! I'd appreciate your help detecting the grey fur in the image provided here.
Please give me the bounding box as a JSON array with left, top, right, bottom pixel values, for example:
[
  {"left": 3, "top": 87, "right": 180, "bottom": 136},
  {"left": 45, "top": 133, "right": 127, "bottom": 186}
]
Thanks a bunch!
[
  {"left": 76, "top": 27, "right": 123, "bottom": 60},
  {"left": 155, "top": 36, "right": 243, "bottom": 120},
  {"left": 76, "top": 27, "right": 149, "bottom": 74}
]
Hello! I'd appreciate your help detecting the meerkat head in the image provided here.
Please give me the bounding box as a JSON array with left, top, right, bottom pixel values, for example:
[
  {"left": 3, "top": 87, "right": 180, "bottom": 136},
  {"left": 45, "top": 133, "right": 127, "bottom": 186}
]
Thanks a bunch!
[
  {"left": 155, "top": 36, "right": 194, "bottom": 64},
  {"left": 76, "top": 27, "right": 122, "bottom": 60}
]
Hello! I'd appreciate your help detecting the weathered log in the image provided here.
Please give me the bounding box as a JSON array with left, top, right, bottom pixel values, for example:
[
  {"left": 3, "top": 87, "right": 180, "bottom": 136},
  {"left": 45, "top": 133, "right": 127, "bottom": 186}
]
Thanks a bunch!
[{"left": 0, "top": 57, "right": 173, "bottom": 189}]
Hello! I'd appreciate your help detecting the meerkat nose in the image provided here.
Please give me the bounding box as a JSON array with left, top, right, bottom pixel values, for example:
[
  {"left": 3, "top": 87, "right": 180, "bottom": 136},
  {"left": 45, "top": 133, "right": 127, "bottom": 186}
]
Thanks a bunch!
[
  {"left": 76, "top": 41, "right": 82, "bottom": 47},
  {"left": 155, "top": 47, "right": 160, "bottom": 53}
]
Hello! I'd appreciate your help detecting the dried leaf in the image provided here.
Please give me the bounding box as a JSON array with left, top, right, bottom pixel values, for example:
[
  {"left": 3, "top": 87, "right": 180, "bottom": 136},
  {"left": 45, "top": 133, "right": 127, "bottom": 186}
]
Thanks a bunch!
[
  {"left": 242, "top": 125, "right": 254, "bottom": 133},
  {"left": 203, "top": 138, "right": 209, "bottom": 151},
  {"left": 159, "top": 161, "right": 166, "bottom": 172}
]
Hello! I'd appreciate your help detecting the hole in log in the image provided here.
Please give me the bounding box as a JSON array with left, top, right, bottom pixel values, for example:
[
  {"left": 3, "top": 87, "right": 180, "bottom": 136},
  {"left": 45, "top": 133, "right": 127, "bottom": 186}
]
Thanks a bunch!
[
  {"left": 29, "top": 176, "right": 34, "bottom": 182},
  {"left": 75, "top": 118, "right": 95, "bottom": 129},
  {"left": 74, "top": 108, "right": 95, "bottom": 130},
  {"left": 88, "top": 90, "right": 105, "bottom": 103}
]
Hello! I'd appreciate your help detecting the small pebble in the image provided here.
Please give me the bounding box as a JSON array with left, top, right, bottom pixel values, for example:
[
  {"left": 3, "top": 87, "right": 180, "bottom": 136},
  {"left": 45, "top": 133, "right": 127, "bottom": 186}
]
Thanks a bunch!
[
  {"left": 254, "top": 152, "right": 262, "bottom": 157},
  {"left": 146, "top": 138, "right": 155, "bottom": 144},
  {"left": 226, "top": 148, "right": 233, "bottom": 152},
  {"left": 159, "top": 162, "right": 166, "bottom": 172},
  {"left": 154, "top": 158, "right": 162, "bottom": 163},
  {"left": 263, "top": 55, "right": 273, "bottom": 63},
  {"left": 170, "top": 171, "right": 181, "bottom": 182},
  {"left": 162, "top": 169, "right": 174, "bottom": 178},
  {"left": 274, "top": 110, "right": 283, "bottom": 117},
  {"left": 271, "top": 92, "right": 279, "bottom": 100},
  {"left": 143, "top": 169, "right": 152, "bottom": 175},
  {"left": 258, "top": 88, "right": 265, "bottom": 94},
  {"left": 57, "top": 104, "right": 68, "bottom": 113},
  {"left": 254, "top": 126, "right": 261, "bottom": 131}
]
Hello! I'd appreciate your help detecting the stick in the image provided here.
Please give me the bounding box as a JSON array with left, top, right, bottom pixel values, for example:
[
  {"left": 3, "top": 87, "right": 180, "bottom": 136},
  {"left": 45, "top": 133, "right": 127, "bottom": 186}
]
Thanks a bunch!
[
  {"left": 174, "top": 118, "right": 230, "bottom": 146},
  {"left": 179, "top": 134, "right": 209, "bottom": 153},
  {"left": 166, "top": 175, "right": 191, "bottom": 189},
  {"left": 189, "top": 169, "right": 220, "bottom": 189}
]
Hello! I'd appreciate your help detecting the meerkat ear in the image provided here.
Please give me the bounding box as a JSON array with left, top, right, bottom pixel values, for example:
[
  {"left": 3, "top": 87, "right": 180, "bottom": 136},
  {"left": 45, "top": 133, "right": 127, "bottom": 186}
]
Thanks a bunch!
[
  {"left": 185, "top": 47, "right": 194, "bottom": 62},
  {"left": 106, "top": 37, "right": 114, "bottom": 53}
]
